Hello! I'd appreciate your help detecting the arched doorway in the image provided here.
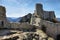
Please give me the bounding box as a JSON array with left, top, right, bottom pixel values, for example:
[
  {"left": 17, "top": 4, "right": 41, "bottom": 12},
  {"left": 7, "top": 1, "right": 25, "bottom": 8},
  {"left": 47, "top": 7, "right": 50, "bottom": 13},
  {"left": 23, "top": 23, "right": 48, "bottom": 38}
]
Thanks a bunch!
[
  {"left": 56, "top": 34, "right": 60, "bottom": 40},
  {"left": 41, "top": 25, "right": 46, "bottom": 33}
]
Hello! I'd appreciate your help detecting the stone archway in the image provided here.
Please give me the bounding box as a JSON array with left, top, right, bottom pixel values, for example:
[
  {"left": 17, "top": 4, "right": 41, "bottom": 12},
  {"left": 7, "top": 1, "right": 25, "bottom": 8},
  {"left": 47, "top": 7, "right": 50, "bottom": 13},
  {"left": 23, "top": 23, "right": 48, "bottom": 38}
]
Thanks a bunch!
[
  {"left": 41, "top": 25, "right": 46, "bottom": 33},
  {"left": 56, "top": 34, "right": 60, "bottom": 40}
]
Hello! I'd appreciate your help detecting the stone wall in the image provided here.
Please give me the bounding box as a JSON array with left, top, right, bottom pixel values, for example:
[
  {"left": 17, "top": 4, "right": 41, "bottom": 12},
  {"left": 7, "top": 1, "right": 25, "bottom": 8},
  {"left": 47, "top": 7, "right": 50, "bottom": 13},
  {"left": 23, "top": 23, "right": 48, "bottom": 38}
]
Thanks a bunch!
[
  {"left": 4, "top": 22, "right": 36, "bottom": 32},
  {"left": 43, "top": 11, "right": 56, "bottom": 20},
  {"left": 30, "top": 16, "right": 60, "bottom": 39},
  {"left": 41, "top": 20, "right": 60, "bottom": 39}
]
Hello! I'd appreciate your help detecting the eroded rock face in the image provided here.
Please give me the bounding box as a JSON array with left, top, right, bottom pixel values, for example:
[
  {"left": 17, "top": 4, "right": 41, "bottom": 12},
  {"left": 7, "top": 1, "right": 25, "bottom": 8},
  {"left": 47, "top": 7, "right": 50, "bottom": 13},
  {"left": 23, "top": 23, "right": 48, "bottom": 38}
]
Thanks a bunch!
[
  {"left": 3, "top": 36, "right": 19, "bottom": 40},
  {"left": 19, "top": 13, "right": 32, "bottom": 23}
]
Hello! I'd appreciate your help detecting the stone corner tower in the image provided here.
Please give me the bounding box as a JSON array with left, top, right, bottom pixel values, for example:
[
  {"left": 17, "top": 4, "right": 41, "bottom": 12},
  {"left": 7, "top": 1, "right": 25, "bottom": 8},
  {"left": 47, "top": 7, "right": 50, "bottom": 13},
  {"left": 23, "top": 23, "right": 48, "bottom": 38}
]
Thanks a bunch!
[
  {"left": 0, "top": 6, "right": 7, "bottom": 27},
  {"left": 36, "top": 3, "right": 43, "bottom": 19},
  {"left": 0, "top": 6, "right": 6, "bottom": 20}
]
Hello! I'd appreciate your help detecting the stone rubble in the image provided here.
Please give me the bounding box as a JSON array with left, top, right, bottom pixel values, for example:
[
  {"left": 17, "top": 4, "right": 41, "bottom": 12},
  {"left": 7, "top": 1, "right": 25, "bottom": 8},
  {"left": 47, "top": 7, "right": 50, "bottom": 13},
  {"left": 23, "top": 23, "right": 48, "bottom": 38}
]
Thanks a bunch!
[{"left": 0, "top": 29, "right": 54, "bottom": 40}]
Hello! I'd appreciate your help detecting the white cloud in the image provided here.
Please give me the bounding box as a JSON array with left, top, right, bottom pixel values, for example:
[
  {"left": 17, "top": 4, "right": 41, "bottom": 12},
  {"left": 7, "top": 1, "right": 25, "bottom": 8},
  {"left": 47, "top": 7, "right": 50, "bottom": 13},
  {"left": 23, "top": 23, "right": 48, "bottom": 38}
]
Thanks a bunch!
[
  {"left": 1, "top": 0, "right": 60, "bottom": 18},
  {"left": 6, "top": 6, "right": 34, "bottom": 17},
  {"left": 0, "top": 0, "right": 34, "bottom": 17}
]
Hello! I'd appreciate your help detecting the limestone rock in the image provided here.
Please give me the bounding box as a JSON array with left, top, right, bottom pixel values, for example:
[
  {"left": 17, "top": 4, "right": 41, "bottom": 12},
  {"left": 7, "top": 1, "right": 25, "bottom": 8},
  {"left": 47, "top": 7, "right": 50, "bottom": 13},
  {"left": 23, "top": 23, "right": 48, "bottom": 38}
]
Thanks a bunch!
[
  {"left": 19, "top": 13, "right": 32, "bottom": 23},
  {"left": 48, "top": 37, "right": 54, "bottom": 40},
  {"left": 0, "top": 29, "right": 54, "bottom": 40}
]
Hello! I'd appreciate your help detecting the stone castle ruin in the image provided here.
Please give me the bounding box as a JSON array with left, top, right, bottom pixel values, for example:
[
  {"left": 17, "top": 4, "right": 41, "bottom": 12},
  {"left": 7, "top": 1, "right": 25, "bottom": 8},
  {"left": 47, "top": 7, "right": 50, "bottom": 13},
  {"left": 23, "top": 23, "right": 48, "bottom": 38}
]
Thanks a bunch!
[
  {"left": 0, "top": 3, "right": 60, "bottom": 40},
  {"left": 30, "top": 3, "right": 60, "bottom": 40},
  {"left": 0, "top": 6, "right": 9, "bottom": 28}
]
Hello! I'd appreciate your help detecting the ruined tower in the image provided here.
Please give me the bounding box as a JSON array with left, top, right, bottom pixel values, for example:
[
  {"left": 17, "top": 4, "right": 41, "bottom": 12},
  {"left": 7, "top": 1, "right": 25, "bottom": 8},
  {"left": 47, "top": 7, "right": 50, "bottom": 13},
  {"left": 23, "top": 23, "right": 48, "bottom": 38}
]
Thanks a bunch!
[
  {"left": 30, "top": 3, "right": 43, "bottom": 26},
  {"left": 0, "top": 6, "right": 7, "bottom": 27},
  {"left": 49, "top": 11, "right": 56, "bottom": 19},
  {"left": 0, "top": 6, "right": 6, "bottom": 20},
  {"left": 36, "top": 3, "right": 43, "bottom": 19}
]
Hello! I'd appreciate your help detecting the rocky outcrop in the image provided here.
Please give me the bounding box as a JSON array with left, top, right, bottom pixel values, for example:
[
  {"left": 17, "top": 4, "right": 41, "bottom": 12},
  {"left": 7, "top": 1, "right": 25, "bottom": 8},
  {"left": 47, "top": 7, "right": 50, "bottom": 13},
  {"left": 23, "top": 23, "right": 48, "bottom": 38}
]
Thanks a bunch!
[
  {"left": 0, "top": 29, "right": 54, "bottom": 40},
  {"left": 19, "top": 13, "right": 32, "bottom": 23}
]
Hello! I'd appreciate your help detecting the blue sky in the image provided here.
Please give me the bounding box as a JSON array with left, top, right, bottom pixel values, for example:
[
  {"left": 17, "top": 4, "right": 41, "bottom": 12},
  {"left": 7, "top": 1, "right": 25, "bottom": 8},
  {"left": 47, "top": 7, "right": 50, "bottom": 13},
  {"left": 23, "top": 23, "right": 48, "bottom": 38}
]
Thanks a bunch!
[{"left": 0, "top": 0, "right": 60, "bottom": 18}]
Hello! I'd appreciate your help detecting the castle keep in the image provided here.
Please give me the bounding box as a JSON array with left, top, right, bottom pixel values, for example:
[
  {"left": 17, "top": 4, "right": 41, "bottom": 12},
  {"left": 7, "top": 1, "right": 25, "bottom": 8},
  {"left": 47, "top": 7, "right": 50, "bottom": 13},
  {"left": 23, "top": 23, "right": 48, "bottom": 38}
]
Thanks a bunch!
[
  {"left": 30, "top": 3, "right": 60, "bottom": 40},
  {"left": 0, "top": 3, "right": 60, "bottom": 40}
]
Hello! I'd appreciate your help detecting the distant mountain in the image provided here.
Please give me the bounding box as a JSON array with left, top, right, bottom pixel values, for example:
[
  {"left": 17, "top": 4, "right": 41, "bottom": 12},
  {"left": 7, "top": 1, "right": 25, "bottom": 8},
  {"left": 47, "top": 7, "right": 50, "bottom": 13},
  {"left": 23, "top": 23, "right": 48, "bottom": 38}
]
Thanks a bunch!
[
  {"left": 15, "top": 17, "right": 22, "bottom": 22},
  {"left": 7, "top": 17, "right": 22, "bottom": 22},
  {"left": 7, "top": 17, "right": 60, "bottom": 23},
  {"left": 7, "top": 13, "right": 32, "bottom": 23},
  {"left": 57, "top": 18, "right": 60, "bottom": 21}
]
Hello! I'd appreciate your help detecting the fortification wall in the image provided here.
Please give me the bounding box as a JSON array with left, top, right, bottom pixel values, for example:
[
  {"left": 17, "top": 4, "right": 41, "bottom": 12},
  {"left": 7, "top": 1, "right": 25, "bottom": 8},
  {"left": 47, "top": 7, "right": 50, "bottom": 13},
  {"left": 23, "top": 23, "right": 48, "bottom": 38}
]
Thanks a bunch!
[
  {"left": 4, "top": 22, "right": 34, "bottom": 30},
  {"left": 42, "top": 20, "right": 60, "bottom": 38},
  {"left": 30, "top": 15, "right": 60, "bottom": 38}
]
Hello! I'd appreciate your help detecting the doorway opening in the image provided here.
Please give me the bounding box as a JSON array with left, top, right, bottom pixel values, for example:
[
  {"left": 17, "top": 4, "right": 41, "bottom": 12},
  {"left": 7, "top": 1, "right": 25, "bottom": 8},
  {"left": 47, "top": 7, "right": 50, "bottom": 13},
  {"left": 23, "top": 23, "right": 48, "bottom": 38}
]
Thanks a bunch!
[
  {"left": 56, "top": 34, "right": 60, "bottom": 40},
  {"left": 41, "top": 25, "right": 46, "bottom": 33},
  {"left": 1, "top": 21, "right": 4, "bottom": 27}
]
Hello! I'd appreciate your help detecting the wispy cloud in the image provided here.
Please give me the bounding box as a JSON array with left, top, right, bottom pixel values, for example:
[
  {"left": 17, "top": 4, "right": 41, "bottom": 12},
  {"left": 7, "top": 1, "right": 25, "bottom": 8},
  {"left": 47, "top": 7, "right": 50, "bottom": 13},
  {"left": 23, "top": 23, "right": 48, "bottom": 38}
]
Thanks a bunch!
[
  {"left": 0, "top": 0, "right": 60, "bottom": 18},
  {"left": 0, "top": 0, "right": 34, "bottom": 17}
]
